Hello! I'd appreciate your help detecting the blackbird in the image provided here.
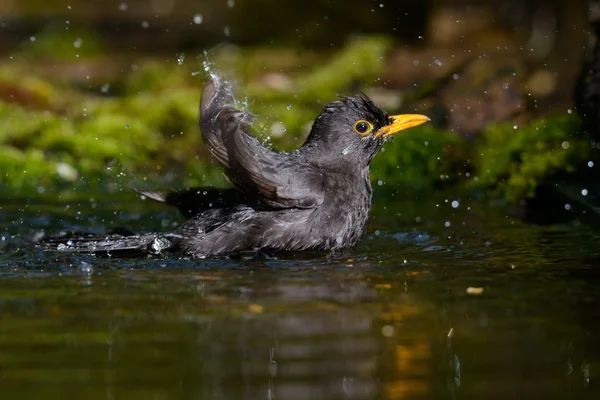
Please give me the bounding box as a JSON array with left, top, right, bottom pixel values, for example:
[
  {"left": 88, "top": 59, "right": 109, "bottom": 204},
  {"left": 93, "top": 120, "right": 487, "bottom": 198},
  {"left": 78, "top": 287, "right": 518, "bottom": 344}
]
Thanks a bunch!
[{"left": 44, "top": 75, "right": 428, "bottom": 258}]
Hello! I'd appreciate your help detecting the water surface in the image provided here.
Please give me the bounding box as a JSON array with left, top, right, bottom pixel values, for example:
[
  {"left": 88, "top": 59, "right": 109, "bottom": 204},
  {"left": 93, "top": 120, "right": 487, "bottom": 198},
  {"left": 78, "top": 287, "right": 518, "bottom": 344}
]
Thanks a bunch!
[{"left": 0, "top": 190, "right": 599, "bottom": 399}]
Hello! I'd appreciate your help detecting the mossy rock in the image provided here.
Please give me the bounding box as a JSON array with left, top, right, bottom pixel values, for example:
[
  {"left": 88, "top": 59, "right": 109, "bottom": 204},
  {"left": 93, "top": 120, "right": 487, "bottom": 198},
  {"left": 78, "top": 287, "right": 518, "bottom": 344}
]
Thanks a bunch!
[
  {"left": 124, "top": 62, "right": 198, "bottom": 94},
  {"left": 0, "top": 68, "right": 70, "bottom": 111},
  {"left": 243, "top": 37, "right": 392, "bottom": 103},
  {"left": 0, "top": 146, "right": 57, "bottom": 189},
  {"left": 474, "top": 115, "right": 598, "bottom": 203},
  {"left": 371, "top": 124, "right": 465, "bottom": 191}
]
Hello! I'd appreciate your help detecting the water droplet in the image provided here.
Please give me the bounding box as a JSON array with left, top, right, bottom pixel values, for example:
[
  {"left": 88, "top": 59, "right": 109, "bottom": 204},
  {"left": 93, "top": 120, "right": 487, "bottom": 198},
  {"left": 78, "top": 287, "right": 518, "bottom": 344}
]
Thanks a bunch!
[
  {"left": 79, "top": 261, "right": 93, "bottom": 273},
  {"left": 193, "top": 14, "right": 203, "bottom": 24},
  {"left": 100, "top": 83, "right": 110, "bottom": 94},
  {"left": 227, "top": 0, "right": 235, "bottom": 7},
  {"left": 565, "top": 204, "right": 571, "bottom": 210},
  {"left": 381, "top": 325, "right": 394, "bottom": 337},
  {"left": 379, "top": 3, "right": 384, "bottom": 7},
  {"left": 583, "top": 363, "right": 590, "bottom": 386},
  {"left": 502, "top": 82, "right": 509, "bottom": 89},
  {"left": 177, "top": 53, "right": 185, "bottom": 65},
  {"left": 286, "top": 104, "right": 292, "bottom": 110},
  {"left": 453, "top": 73, "right": 459, "bottom": 80},
  {"left": 118, "top": 2, "right": 128, "bottom": 11},
  {"left": 567, "top": 109, "right": 572, "bottom": 114},
  {"left": 582, "top": 189, "right": 588, "bottom": 196},
  {"left": 588, "top": 161, "right": 595, "bottom": 168},
  {"left": 377, "top": 180, "right": 383, "bottom": 186},
  {"left": 73, "top": 37, "right": 82, "bottom": 48},
  {"left": 562, "top": 141, "right": 570, "bottom": 150},
  {"left": 445, "top": 221, "right": 451, "bottom": 227},
  {"left": 30, "top": 36, "right": 36, "bottom": 42},
  {"left": 270, "top": 122, "right": 286, "bottom": 138},
  {"left": 451, "top": 200, "right": 459, "bottom": 208},
  {"left": 141, "top": 20, "right": 149, "bottom": 28},
  {"left": 56, "top": 162, "right": 78, "bottom": 181},
  {"left": 418, "top": 35, "right": 424, "bottom": 40}
]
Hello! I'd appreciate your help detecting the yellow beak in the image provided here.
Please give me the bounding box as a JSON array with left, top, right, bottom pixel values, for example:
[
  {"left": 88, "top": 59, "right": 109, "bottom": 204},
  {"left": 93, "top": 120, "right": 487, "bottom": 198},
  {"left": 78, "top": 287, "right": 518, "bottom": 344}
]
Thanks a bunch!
[{"left": 375, "top": 114, "right": 430, "bottom": 138}]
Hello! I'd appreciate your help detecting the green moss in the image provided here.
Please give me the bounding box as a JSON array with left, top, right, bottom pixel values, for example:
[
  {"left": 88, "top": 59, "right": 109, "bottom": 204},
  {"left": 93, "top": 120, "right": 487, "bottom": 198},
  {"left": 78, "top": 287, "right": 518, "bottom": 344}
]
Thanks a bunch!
[
  {"left": 297, "top": 36, "right": 392, "bottom": 100},
  {"left": 474, "top": 116, "right": 595, "bottom": 202},
  {"left": 207, "top": 45, "right": 320, "bottom": 82},
  {"left": 247, "top": 102, "right": 315, "bottom": 150},
  {"left": 0, "top": 68, "right": 69, "bottom": 111},
  {"left": 15, "top": 24, "right": 105, "bottom": 61},
  {"left": 371, "top": 125, "right": 464, "bottom": 190},
  {"left": 244, "top": 36, "right": 393, "bottom": 102},
  {"left": 4, "top": 34, "right": 594, "bottom": 201},
  {"left": 0, "top": 103, "right": 65, "bottom": 148},
  {"left": 0, "top": 146, "right": 56, "bottom": 189},
  {"left": 124, "top": 62, "right": 196, "bottom": 94},
  {"left": 122, "top": 89, "right": 199, "bottom": 137}
]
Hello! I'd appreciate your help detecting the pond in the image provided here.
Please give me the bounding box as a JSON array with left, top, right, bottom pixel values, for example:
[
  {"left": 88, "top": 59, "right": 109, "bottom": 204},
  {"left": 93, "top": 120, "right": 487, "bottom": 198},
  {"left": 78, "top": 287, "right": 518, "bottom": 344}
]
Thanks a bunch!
[{"left": 0, "top": 189, "right": 598, "bottom": 399}]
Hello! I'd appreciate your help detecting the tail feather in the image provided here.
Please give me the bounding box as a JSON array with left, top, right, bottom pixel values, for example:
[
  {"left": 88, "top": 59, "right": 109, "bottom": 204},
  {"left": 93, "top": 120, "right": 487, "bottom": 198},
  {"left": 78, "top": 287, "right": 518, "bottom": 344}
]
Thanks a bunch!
[
  {"left": 39, "top": 233, "right": 178, "bottom": 257},
  {"left": 133, "top": 189, "right": 169, "bottom": 203}
]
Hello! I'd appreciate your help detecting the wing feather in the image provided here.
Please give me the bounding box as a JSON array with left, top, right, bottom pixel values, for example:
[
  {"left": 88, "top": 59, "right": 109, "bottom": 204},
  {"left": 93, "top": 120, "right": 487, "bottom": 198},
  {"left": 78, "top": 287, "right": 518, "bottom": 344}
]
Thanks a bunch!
[{"left": 199, "top": 76, "right": 324, "bottom": 209}]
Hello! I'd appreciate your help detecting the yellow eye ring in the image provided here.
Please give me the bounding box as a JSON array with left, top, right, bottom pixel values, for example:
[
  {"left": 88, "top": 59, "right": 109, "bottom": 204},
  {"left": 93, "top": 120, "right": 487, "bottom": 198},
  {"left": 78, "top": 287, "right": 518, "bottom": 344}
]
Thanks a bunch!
[{"left": 354, "top": 120, "right": 373, "bottom": 136}]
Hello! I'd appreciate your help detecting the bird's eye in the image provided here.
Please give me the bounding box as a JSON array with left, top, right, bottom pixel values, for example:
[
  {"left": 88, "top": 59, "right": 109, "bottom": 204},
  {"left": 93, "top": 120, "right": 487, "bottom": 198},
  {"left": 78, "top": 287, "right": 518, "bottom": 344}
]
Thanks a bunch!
[{"left": 354, "top": 120, "right": 373, "bottom": 136}]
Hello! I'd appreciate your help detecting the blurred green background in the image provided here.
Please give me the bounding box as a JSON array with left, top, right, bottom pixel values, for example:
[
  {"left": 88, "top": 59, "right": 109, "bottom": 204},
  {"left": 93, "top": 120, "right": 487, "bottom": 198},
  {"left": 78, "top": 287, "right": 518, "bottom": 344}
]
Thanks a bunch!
[{"left": 0, "top": 0, "right": 597, "bottom": 212}]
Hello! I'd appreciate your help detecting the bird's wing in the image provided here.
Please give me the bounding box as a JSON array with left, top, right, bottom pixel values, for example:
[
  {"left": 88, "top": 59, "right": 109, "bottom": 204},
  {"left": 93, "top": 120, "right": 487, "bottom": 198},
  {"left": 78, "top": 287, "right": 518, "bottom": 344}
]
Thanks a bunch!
[
  {"left": 230, "top": 130, "right": 324, "bottom": 208},
  {"left": 199, "top": 76, "right": 324, "bottom": 209},
  {"left": 199, "top": 76, "right": 242, "bottom": 168}
]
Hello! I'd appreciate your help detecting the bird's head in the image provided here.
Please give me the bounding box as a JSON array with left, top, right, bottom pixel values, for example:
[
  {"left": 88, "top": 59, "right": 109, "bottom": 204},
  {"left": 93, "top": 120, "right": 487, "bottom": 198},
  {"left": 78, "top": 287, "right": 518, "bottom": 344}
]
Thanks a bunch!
[{"left": 302, "top": 94, "right": 429, "bottom": 168}]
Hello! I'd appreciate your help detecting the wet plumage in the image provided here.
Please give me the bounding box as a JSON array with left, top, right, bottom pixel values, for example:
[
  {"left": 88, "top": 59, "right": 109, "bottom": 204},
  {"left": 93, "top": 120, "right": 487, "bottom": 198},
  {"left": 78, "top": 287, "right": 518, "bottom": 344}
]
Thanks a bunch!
[{"left": 43, "top": 75, "right": 428, "bottom": 258}]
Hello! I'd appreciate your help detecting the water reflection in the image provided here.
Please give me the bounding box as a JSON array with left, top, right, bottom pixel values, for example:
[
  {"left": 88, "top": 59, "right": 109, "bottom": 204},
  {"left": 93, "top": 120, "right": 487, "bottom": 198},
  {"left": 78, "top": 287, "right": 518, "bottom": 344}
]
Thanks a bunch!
[{"left": 0, "top": 195, "right": 599, "bottom": 398}]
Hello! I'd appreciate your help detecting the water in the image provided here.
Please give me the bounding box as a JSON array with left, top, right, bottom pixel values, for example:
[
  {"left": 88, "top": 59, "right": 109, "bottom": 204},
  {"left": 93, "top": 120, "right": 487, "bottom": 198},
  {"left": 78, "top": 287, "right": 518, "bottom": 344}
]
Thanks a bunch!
[{"left": 0, "top": 190, "right": 599, "bottom": 399}]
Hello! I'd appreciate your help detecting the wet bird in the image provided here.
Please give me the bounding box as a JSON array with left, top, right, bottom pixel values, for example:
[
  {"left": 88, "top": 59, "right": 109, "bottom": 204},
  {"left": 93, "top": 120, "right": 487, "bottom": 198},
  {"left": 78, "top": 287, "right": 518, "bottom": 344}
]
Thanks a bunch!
[{"left": 44, "top": 75, "right": 429, "bottom": 258}]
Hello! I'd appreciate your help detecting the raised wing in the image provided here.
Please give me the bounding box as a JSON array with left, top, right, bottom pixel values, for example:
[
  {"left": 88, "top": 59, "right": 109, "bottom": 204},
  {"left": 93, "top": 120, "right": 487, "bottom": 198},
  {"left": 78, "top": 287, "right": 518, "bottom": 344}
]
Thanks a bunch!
[
  {"left": 199, "top": 76, "right": 324, "bottom": 209},
  {"left": 199, "top": 76, "right": 243, "bottom": 168}
]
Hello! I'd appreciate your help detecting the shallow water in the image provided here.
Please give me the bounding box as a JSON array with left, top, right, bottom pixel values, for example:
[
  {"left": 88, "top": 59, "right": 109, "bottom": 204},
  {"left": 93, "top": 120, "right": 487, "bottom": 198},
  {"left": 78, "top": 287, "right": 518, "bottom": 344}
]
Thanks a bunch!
[{"left": 0, "top": 190, "right": 599, "bottom": 399}]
